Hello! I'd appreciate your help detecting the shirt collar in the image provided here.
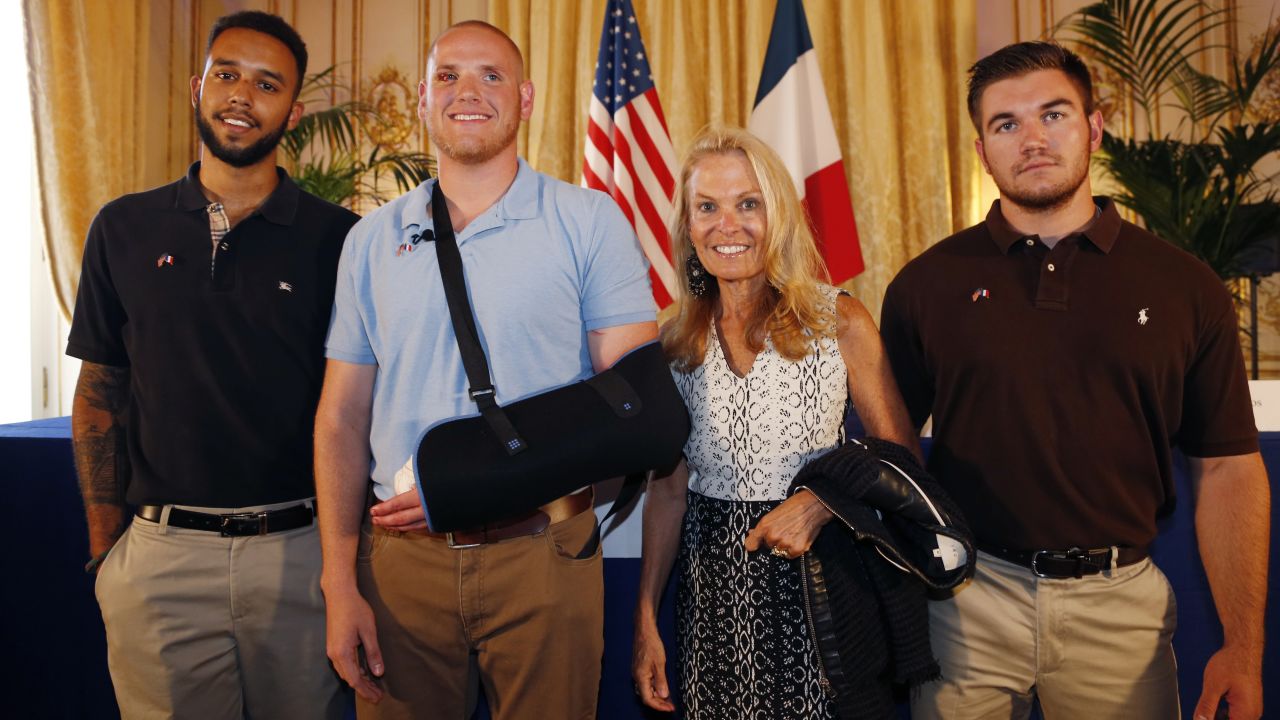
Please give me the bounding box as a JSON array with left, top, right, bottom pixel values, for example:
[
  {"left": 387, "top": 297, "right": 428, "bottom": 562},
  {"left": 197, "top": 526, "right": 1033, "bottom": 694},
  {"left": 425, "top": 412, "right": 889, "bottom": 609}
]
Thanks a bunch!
[
  {"left": 986, "top": 196, "right": 1121, "bottom": 254},
  {"left": 174, "top": 161, "right": 302, "bottom": 226},
  {"left": 401, "top": 157, "right": 540, "bottom": 232}
]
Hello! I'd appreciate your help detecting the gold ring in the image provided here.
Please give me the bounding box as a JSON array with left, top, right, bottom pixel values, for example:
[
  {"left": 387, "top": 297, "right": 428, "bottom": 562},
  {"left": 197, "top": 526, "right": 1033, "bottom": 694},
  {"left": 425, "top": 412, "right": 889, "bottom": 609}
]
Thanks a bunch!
[{"left": 770, "top": 546, "right": 789, "bottom": 558}]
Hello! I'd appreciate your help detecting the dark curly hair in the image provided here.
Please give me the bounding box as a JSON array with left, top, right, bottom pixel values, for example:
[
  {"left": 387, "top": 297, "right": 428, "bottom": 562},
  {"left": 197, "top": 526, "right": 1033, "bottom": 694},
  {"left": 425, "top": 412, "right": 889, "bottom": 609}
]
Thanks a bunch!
[{"left": 206, "top": 11, "right": 308, "bottom": 96}]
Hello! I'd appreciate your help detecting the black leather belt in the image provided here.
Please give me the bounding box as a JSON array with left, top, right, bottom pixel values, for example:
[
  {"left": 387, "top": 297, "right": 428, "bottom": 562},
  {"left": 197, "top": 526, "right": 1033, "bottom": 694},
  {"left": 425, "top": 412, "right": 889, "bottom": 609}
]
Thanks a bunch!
[
  {"left": 135, "top": 503, "right": 314, "bottom": 537},
  {"left": 980, "top": 544, "right": 1148, "bottom": 579}
]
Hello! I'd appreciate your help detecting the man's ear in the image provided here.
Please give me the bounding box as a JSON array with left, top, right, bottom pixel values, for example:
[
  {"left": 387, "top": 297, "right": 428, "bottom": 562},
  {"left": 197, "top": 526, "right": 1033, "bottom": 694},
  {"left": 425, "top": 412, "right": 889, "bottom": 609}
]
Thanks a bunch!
[
  {"left": 1087, "top": 110, "right": 1104, "bottom": 152},
  {"left": 190, "top": 75, "right": 202, "bottom": 109},
  {"left": 287, "top": 101, "right": 304, "bottom": 131},
  {"left": 519, "top": 80, "right": 534, "bottom": 121},
  {"left": 975, "top": 136, "right": 991, "bottom": 174}
]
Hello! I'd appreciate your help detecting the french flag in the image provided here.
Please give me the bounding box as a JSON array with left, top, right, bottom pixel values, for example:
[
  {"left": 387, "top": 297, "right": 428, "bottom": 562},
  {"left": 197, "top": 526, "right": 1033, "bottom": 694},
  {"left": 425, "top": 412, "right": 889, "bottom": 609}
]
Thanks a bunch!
[{"left": 748, "top": 0, "right": 864, "bottom": 282}]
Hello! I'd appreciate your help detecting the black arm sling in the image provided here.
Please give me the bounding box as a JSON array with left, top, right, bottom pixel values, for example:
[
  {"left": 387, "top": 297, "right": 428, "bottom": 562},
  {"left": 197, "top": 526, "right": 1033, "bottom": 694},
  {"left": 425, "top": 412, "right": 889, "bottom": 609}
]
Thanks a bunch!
[{"left": 412, "top": 185, "right": 689, "bottom": 532}]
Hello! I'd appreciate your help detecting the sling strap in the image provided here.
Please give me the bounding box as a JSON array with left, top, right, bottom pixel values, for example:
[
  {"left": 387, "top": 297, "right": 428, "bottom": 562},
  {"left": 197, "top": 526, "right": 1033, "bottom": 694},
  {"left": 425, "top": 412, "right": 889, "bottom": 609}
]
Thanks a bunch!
[
  {"left": 428, "top": 183, "right": 650, "bottom": 520},
  {"left": 430, "top": 185, "right": 527, "bottom": 456}
]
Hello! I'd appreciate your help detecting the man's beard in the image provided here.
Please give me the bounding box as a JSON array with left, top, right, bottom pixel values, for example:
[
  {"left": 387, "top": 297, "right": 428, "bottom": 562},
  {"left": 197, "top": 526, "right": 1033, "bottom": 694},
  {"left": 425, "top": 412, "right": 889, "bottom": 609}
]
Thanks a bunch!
[
  {"left": 998, "top": 153, "right": 1090, "bottom": 212},
  {"left": 195, "top": 107, "right": 288, "bottom": 168},
  {"left": 427, "top": 113, "right": 520, "bottom": 165}
]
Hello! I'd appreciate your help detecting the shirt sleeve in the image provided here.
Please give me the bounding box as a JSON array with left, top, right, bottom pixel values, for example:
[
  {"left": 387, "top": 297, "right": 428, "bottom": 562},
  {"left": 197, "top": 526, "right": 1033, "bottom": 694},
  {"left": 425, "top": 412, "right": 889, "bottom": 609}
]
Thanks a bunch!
[
  {"left": 1177, "top": 284, "right": 1259, "bottom": 457},
  {"left": 324, "top": 220, "right": 378, "bottom": 365},
  {"left": 578, "top": 192, "right": 658, "bottom": 331},
  {"left": 66, "top": 208, "right": 129, "bottom": 367},
  {"left": 879, "top": 274, "right": 935, "bottom": 431}
]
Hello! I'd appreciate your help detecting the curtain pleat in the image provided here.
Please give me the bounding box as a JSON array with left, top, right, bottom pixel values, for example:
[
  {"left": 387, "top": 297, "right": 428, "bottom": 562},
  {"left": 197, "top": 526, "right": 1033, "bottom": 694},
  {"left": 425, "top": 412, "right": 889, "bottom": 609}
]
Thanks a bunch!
[{"left": 26, "top": 0, "right": 155, "bottom": 320}]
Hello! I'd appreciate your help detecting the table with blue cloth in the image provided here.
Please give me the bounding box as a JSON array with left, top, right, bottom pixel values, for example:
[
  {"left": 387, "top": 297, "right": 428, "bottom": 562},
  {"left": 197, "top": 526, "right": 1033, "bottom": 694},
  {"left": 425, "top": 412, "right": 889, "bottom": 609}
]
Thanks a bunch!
[{"left": 2, "top": 417, "right": 1275, "bottom": 719}]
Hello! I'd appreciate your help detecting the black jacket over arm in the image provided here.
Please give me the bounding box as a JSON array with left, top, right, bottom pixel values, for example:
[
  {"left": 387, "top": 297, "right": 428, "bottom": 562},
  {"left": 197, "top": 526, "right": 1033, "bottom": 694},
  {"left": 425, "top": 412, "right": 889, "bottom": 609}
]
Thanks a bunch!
[{"left": 790, "top": 438, "right": 976, "bottom": 720}]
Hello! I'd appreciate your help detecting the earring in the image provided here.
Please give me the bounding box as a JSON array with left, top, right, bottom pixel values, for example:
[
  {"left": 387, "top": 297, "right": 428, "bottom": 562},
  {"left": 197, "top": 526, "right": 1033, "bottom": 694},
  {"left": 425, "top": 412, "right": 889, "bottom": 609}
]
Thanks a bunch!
[{"left": 686, "top": 250, "right": 711, "bottom": 298}]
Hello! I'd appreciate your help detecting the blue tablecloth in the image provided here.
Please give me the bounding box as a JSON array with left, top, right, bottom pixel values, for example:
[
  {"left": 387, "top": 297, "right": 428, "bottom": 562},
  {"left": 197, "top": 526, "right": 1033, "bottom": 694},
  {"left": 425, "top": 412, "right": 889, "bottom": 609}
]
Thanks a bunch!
[{"left": 2, "top": 417, "right": 1275, "bottom": 719}]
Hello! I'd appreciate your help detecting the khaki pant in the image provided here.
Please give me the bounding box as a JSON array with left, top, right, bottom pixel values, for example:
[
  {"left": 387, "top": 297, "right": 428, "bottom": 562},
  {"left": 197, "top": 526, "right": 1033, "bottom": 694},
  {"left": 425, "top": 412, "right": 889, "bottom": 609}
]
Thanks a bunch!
[
  {"left": 356, "top": 505, "right": 604, "bottom": 720},
  {"left": 95, "top": 499, "right": 345, "bottom": 720},
  {"left": 911, "top": 551, "right": 1180, "bottom": 720}
]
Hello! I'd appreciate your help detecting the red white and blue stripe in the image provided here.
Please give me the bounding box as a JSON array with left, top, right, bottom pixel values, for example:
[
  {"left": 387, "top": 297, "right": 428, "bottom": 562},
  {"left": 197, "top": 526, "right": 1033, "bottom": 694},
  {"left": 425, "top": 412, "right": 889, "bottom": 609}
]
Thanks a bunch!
[
  {"left": 748, "top": 0, "right": 864, "bottom": 282},
  {"left": 582, "top": 0, "right": 678, "bottom": 307}
]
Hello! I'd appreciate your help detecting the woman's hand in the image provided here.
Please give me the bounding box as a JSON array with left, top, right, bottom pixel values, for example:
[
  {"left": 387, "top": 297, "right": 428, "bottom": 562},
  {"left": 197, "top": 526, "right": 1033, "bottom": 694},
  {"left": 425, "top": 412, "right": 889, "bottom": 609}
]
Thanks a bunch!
[
  {"left": 744, "top": 490, "right": 834, "bottom": 558},
  {"left": 632, "top": 618, "right": 675, "bottom": 712}
]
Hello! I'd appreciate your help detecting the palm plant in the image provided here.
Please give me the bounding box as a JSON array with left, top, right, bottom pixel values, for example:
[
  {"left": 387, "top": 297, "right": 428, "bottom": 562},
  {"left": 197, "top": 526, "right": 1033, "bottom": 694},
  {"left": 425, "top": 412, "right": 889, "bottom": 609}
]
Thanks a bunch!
[
  {"left": 1057, "top": 0, "right": 1280, "bottom": 281},
  {"left": 280, "top": 66, "right": 433, "bottom": 206}
]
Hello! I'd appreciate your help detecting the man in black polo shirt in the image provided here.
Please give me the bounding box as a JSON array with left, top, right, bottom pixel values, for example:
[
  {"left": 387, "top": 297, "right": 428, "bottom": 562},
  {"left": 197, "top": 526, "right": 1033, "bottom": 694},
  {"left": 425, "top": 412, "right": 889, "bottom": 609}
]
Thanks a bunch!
[
  {"left": 66, "top": 11, "right": 357, "bottom": 719},
  {"left": 882, "top": 42, "right": 1268, "bottom": 720}
]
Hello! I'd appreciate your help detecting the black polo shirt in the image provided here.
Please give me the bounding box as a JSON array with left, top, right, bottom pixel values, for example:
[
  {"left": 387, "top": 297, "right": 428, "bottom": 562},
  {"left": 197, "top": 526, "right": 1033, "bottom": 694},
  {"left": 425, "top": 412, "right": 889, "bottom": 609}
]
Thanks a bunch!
[
  {"left": 67, "top": 163, "right": 360, "bottom": 507},
  {"left": 881, "top": 197, "right": 1258, "bottom": 551}
]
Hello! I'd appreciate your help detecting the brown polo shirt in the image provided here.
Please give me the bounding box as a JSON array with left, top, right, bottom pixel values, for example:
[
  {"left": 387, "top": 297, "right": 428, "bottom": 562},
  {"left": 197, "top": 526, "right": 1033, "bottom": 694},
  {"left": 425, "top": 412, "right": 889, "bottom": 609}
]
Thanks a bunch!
[{"left": 880, "top": 197, "right": 1258, "bottom": 550}]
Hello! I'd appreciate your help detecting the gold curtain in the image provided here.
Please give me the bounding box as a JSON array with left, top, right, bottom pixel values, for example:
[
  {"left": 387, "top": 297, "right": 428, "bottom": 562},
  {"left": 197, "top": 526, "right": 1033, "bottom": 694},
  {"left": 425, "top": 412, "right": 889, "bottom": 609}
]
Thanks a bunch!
[
  {"left": 491, "top": 0, "right": 980, "bottom": 316},
  {"left": 25, "top": 0, "right": 182, "bottom": 320}
]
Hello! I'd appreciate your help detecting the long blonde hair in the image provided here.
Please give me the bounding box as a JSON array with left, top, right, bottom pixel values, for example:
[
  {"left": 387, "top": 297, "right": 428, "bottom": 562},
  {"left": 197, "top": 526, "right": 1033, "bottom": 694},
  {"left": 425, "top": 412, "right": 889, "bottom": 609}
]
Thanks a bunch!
[{"left": 663, "top": 126, "right": 834, "bottom": 372}]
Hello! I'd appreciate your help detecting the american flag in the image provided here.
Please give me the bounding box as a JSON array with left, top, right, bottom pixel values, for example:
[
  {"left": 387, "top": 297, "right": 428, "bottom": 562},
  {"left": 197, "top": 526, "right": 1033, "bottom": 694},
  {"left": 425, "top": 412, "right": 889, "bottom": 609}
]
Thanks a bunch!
[{"left": 582, "top": 0, "right": 678, "bottom": 307}]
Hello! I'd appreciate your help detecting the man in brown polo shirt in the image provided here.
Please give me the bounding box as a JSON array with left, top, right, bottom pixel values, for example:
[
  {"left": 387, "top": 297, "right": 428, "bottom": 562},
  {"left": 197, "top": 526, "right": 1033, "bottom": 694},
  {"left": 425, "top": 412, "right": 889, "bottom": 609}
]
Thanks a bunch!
[{"left": 881, "top": 41, "right": 1269, "bottom": 720}]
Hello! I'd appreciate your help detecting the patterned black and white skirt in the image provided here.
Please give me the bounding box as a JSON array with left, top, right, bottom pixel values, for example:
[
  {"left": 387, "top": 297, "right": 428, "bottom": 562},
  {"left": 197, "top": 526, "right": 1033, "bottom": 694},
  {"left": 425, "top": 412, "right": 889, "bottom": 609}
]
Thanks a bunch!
[{"left": 677, "top": 490, "right": 836, "bottom": 719}]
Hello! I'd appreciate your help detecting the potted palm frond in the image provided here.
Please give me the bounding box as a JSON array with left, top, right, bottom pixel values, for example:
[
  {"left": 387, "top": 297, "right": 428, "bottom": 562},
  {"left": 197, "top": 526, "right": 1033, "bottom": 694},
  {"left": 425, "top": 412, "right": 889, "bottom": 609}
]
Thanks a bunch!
[
  {"left": 1056, "top": 0, "right": 1280, "bottom": 375},
  {"left": 1058, "top": 0, "right": 1280, "bottom": 278},
  {"left": 281, "top": 66, "right": 433, "bottom": 207}
]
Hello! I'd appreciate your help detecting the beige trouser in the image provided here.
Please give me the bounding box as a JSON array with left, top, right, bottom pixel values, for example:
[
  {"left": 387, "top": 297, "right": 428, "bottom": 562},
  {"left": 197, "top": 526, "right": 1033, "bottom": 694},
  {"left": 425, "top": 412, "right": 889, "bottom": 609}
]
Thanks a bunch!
[
  {"left": 95, "top": 499, "right": 345, "bottom": 720},
  {"left": 355, "top": 504, "right": 604, "bottom": 720},
  {"left": 911, "top": 551, "right": 1181, "bottom": 720}
]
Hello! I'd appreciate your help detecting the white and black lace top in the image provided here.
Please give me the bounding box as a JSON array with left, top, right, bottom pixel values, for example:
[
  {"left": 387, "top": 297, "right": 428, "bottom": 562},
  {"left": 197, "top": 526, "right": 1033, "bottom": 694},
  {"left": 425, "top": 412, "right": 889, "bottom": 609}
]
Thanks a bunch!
[{"left": 673, "top": 284, "right": 848, "bottom": 502}]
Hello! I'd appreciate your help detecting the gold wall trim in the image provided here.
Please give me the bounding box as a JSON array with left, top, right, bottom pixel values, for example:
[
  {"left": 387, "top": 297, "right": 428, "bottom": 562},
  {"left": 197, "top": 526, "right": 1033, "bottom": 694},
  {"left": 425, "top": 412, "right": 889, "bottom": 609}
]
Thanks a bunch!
[
  {"left": 352, "top": 0, "right": 363, "bottom": 101},
  {"left": 191, "top": 0, "right": 201, "bottom": 161},
  {"left": 1227, "top": 0, "right": 1239, "bottom": 63},
  {"left": 330, "top": 0, "right": 338, "bottom": 105},
  {"left": 167, "top": 0, "right": 174, "bottom": 177},
  {"left": 1013, "top": 0, "right": 1021, "bottom": 42},
  {"left": 419, "top": 0, "right": 426, "bottom": 153}
]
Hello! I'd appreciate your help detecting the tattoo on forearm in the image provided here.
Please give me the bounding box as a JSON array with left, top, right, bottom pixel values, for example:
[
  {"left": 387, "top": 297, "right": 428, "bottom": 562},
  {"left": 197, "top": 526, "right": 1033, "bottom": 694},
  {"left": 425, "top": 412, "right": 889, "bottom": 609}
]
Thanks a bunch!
[{"left": 71, "top": 363, "right": 131, "bottom": 508}]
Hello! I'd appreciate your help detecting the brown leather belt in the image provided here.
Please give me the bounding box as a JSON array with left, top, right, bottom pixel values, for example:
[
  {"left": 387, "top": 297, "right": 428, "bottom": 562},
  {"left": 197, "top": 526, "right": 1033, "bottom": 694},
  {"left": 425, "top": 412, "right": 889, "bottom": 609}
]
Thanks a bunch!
[{"left": 425, "top": 489, "right": 593, "bottom": 548}]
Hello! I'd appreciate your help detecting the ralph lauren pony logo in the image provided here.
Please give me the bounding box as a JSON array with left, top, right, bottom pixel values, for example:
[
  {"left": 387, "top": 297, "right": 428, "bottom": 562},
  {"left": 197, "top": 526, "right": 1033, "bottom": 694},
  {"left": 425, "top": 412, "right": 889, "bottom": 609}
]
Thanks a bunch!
[{"left": 396, "top": 230, "right": 434, "bottom": 257}]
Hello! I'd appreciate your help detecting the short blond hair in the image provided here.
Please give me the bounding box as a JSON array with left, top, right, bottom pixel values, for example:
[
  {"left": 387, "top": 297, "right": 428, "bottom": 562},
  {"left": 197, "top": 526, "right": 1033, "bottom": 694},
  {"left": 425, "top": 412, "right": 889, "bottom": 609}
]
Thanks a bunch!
[{"left": 427, "top": 20, "right": 525, "bottom": 79}]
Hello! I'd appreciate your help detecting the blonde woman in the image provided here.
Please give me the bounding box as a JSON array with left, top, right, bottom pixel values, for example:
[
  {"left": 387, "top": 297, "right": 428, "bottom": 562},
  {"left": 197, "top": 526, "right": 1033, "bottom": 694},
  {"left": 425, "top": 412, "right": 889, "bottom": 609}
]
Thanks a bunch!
[{"left": 630, "top": 127, "right": 919, "bottom": 717}]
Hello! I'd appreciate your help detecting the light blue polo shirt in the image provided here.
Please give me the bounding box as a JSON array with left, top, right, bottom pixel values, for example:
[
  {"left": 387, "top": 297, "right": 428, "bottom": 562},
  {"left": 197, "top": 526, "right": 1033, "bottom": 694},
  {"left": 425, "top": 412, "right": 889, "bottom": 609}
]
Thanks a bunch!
[{"left": 325, "top": 159, "right": 657, "bottom": 499}]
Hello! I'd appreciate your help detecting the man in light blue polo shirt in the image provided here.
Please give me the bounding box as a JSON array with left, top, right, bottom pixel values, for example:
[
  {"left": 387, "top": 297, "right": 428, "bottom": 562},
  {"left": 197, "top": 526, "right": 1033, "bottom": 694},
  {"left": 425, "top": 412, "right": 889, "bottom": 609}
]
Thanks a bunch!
[{"left": 313, "top": 20, "right": 657, "bottom": 720}]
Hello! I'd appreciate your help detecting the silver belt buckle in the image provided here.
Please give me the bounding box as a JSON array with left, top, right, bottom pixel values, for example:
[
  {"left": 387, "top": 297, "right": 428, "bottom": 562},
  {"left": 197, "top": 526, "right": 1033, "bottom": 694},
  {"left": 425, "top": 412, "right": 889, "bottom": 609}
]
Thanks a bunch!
[
  {"left": 219, "top": 511, "right": 269, "bottom": 537},
  {"left": 446, "top": 532, "right": 482, "bottom": 549},
  {"left": 1032, "top": 547, "right": 1097, "bottom": 578},
  {"left": 1030, "top": 549, "right": 1055, "bottom": 578}
]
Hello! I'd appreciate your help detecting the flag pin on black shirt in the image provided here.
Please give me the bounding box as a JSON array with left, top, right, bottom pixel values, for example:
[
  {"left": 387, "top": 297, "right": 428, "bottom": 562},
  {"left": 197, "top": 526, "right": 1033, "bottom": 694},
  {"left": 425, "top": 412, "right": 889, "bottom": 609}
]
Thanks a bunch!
[
  {"left": 156, "top": 253, "right": 177, "bottom": 268},
  {"left": 971, "top": 288, "right": 990, "bottom": 302}
]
